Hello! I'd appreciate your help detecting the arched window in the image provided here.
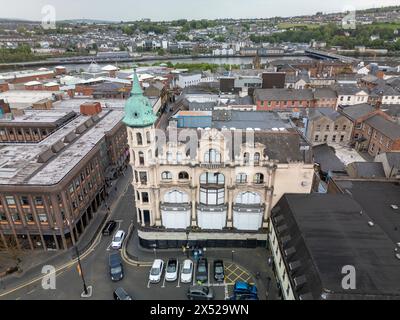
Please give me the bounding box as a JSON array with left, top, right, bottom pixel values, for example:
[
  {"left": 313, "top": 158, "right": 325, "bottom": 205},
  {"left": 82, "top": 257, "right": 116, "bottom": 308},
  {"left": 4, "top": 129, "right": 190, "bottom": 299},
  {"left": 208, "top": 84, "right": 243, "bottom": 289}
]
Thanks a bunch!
[
  {"left": 136, "top": 132, "right": 143, "bottom": 145},
  {"left": 235, "top": 192, "right": 262, "bottom": 205},
  {"left": 162, "top": 171, "right": 172, "bottom": 180},
  {"left": 254, "top": 152, "right": 261, "bottom": 165},
  {"left": 146, "top": 131, "right": 151, "bottom": 144},
  {"left": 254, "top": 173, "right": 264, "bottom": 184},
  {"left": 244, "top": 152, "right": 250, "bottom": 164},
  {"left": 164, "top": 190, "right": 189, "bottom": 203},
  {"left": 200, "top": 172, "right": 225, "bottom": 185},
  {"left": 236, "top": 173, "right": 247, "bottom": 184},
  {"left": 204, "top": 149, "right": 221, "bottom": 164},
  {"left": 139, "top": 152, "right": 145, "bottom": 165},
  {"left": 179, "top": 172, "right": 189, "bottom": 180}
]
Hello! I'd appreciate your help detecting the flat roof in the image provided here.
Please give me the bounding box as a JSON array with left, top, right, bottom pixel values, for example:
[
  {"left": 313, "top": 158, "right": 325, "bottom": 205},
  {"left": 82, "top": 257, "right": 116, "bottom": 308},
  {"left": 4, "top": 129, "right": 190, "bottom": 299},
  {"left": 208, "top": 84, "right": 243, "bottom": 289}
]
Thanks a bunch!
[
  {"left": 0, "top": 110, "right": 76, "bottom": 125},
  {"left": 0, "top": 110, "right": 123, "bottom": 186},
  {"left": 0, "top": 90, "right": 57, "bottom": 109}
]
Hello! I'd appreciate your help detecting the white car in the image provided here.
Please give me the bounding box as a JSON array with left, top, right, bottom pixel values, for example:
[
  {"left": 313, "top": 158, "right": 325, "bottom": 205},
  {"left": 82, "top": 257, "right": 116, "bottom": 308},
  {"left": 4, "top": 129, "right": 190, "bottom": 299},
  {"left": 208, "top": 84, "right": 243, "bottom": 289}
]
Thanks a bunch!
[
  {"left": 149, "top": 259, "right": 164, "bottom": 283},
  {"left": 111, "top": 230, "right": 125, "bottom": 249},
  {"left": 180, "top": 259, "right": 193, "bottom": 283},
  {"left": 165, "top": 258, "right": 179, "bottom": 282}
]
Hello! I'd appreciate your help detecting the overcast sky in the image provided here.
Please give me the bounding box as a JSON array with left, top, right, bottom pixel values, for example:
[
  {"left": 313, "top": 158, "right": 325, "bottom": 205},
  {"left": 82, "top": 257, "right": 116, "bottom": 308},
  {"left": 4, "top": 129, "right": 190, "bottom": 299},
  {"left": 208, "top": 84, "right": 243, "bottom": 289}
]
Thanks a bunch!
[{"left": 0, "top": 0, "right": 399, "bottom": 21}]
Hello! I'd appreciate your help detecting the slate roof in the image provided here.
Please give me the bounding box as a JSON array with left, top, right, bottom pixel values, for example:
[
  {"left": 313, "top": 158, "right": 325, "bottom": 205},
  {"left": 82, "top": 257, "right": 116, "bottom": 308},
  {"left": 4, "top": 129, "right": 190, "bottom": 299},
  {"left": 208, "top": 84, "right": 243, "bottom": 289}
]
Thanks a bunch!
[
  {"left": 340, "top": 104, "right": 376, "bottom": 121},
  {"left": 271, "top": 193, "right": 400, "bottom": 300},
  {"left": 365, "top": 115, "right": 400, "bottom": 140},
  {"left": 346, "top": 162, "right": 386, "bottom": 178},
  {"left": 254, "top": 88, "right": 314, "bottom": 101},
  {"left": 313, "top": 88, "right": 337, "bottom": 99},
  {"left": 312, "top": 144, "right": 346, "bottom": 173}
]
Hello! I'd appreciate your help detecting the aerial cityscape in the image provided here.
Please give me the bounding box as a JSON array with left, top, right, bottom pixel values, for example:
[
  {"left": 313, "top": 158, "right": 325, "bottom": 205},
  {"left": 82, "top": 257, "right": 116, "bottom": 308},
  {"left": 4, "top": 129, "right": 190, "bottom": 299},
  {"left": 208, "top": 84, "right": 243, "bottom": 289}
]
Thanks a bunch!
[{"left": 0, "top": 0, "right": 400, "bottom": 306}]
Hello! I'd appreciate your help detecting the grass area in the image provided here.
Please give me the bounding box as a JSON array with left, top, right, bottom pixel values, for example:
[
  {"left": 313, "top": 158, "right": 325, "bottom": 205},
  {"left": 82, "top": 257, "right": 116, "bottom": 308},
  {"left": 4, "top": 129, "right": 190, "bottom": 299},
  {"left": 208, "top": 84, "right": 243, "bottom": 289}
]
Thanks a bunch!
[{"left": 277, "top": 22, "right": 322, "bottom": 30}]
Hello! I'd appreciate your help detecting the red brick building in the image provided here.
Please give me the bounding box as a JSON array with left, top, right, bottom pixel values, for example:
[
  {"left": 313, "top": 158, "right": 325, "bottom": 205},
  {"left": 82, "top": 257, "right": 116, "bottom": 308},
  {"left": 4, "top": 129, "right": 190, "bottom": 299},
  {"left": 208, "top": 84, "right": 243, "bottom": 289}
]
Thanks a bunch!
[{"left": 254, "top": 88, "right": 315, "bottom": 110}]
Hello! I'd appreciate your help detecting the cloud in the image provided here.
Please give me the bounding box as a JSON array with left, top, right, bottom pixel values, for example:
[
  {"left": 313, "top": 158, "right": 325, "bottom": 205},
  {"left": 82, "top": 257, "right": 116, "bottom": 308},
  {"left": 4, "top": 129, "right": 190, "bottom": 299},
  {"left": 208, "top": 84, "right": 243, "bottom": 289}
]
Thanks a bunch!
[{"left": 0, "top": 0, "right": 399, "bottom": 21}]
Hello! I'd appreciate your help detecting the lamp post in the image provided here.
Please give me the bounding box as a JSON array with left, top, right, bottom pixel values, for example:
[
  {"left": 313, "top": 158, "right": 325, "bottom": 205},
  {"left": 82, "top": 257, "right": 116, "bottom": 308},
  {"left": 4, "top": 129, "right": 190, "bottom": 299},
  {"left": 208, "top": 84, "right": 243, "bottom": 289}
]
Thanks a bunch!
[
  {"left": 75, "top": 246, "right": 89, "bottom": 296},
  {"left": 185, "top": 230, "right": 190, "bottom": 258},
  {"left": 231, "top": 250, "right": 235, "bottom": 263},
  {"left": 266, "top": 276, "right": 272, "bottom": 300}
]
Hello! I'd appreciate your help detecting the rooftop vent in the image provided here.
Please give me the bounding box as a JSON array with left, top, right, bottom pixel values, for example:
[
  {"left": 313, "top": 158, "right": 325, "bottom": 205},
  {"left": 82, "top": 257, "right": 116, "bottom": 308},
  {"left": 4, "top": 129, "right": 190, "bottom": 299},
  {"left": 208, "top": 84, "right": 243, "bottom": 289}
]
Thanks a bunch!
[
  {"left": 289, "top": 260, "right": 301, "bottom": 272},
  {"left": 284, "top": 247, "right": 296, "bottom": 257},
  {"left": 64, "top": 132, "right": 77, "bottom": 144},
  {"left": 51, "top": 140, "right": 65, "bottom": 153},
  {"left": 37, "top": 148, "right": 55, "bottom": 163},
  {"left": 75, "top": 124, "right": 87, "bottom": 135},
  {"left": 276, "top": 224, "right": 288, "bottom": 234},
  {"left": 294, "top": 275, "right": 307, "bottom": 289},
  {"left": 368, "top": 221, "right": 375, "bottom": 227}
]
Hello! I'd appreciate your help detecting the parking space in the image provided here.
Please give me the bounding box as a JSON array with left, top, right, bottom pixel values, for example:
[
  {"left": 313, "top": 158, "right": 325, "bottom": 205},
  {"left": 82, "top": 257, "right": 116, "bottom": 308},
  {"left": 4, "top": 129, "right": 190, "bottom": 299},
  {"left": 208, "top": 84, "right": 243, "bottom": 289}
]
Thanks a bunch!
[
  {"left": 224, "top": 262, "right": 254, "bottom": 285},
  {"left": 144, "top": 259, "right": 226, "bottom": 300}
]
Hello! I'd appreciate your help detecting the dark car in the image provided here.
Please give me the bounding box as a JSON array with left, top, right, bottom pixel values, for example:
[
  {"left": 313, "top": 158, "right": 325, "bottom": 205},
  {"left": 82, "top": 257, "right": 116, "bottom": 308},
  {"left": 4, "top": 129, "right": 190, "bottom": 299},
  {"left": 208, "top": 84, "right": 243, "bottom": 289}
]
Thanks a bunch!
[
  {"left": 102, "top": 220, "right": 117, "bottom": 236},
  {"left": 195, "top": 258, "right": 208, "bottom": 284},
  {"left": 228, "top": 293, "right": 259, "bottom": 300},
  {"left": 109, "top": 252, "right": 124, "bottom": 282},
  {"left": 187, "top": 286, "right": 214, "bottom": 300},
  {"left": 113, "top": 287, "right": 132, "bottom": 300},
  {"left": 213, "top": 260, "right": 225, "bottom": 282}
]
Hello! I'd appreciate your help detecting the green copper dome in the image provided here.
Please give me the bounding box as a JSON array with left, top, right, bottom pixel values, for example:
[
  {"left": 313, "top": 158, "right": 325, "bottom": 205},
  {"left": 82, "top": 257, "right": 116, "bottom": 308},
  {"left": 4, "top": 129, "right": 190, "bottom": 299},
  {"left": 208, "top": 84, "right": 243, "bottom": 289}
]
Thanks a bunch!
[{"left": 123, "top": 69, "right": 157, "bottom": 128}]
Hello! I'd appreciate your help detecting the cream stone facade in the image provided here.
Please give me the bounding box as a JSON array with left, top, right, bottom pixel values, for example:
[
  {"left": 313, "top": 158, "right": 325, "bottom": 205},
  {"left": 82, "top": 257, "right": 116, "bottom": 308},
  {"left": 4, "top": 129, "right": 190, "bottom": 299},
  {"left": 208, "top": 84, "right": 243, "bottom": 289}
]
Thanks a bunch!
[
  {"left": 127, "top": 125, "right": 314, "bottom": 248},
  {"left": 124, "top": 69, "right": 314, "bottom": 248}
]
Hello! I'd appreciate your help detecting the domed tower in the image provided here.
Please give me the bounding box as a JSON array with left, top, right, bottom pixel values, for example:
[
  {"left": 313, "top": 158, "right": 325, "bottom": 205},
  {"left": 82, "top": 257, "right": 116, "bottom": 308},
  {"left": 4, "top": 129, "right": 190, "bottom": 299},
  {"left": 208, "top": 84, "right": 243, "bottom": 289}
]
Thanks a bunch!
[{"left": 123, "top": 69, "right": 158, "bottom": 228}]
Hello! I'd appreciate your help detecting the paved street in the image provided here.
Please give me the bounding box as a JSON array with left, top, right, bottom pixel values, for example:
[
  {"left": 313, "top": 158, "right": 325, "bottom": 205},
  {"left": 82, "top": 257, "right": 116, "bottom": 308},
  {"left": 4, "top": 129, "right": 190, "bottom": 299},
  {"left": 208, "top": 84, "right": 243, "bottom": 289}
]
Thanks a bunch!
[{"left": 0, "top": 167, "right": 278, "bottom": 301}]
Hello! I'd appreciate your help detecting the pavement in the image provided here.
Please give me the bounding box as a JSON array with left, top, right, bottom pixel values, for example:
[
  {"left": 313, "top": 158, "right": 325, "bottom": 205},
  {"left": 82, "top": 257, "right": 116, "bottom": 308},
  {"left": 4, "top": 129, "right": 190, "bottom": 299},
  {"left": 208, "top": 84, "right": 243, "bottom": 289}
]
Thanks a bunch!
[{"left": 0, "top": 165, "right": 279, "bottom": 300}]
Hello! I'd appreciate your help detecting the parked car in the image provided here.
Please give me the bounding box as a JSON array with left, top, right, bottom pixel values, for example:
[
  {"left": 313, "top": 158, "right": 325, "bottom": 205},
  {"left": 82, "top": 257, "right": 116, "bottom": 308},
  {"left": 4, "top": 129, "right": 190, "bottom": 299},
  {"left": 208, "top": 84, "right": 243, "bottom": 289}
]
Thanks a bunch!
[
  {"left": 165, "top": 258, "right": 179, "bottom": 282},
  {"left": 149, "top": 259, "right": 164, "bottom": 283},
  {"left": 109, "top": 252, "right": 123, "bottom": 282},
  {"left": 187, "top": 286, "right": 214, "bottom": 300},
  {"left": 195, "top": 258, "right": 208, "bottom": 284},
  {"left": 213, "top": 260, "right": 225, "bottom": 282},
  {"left": 227, "top": 293, "right": 259, "bottom": 300},
  {"left": 113, "top": 287, "right": 132, "bottom": 300},
  {"left": 233, "top": 281, "right": 258, "bottom": 298},
  {"left": 111, "top": 230, "right": 125, "bottom": 249},
  {"left": 102, "top": 220, "right": 117, "bottom": 236},
  {"left": 180, "top": 259, "right": 193, "bottom": 283}
]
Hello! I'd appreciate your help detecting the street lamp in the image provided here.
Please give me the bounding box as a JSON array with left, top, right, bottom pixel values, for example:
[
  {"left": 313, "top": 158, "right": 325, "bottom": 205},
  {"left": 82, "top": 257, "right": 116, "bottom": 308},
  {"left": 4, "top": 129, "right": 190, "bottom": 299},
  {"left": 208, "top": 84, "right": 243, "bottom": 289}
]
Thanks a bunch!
[
  {"left": 185, "top": 230, "right": 190, "bottom": 258},
  {"left": 266, "top": 276, "right": 272, "bottom": 300},
  {"left": 151, "top": 244, "right": 157, "bottom": 259},
  {"left": 74, "top": 246, "right": 92, "bottom": 298},
  {"left": 231, "top": 250, "right": 235, "bottom": 263}
]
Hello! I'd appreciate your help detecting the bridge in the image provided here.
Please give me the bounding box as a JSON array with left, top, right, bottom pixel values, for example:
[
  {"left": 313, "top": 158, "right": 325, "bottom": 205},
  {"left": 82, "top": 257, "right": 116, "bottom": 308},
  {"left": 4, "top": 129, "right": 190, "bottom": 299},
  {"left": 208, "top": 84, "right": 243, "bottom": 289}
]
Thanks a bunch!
[{"left": 305, "top": 49, "right": 360, "bottom": 64}]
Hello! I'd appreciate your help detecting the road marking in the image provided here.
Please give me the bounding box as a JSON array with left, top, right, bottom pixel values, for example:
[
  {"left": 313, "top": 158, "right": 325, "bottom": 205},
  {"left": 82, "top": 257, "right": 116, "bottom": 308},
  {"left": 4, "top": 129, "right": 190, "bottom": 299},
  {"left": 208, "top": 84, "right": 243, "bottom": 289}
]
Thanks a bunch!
[
  {"left": 224, "top": 284, "right": 229, "bottom": 300},
  {"left": 27, "top": 289, "right": 35, "bottom": 295},
  {"left": 192, "top": 263, "right": 196, "bottom": 286},
  {"left": 161, "top": 271, "right": 166, "bottom": 288},
  {"left": 176, "top": 261, "right": 181, "bottom": 288},
  {"left": 0, "top": 173, "right": 132, "bottom": 298},
  {"left": 16, "top": 297, "right": 21, "bottom": 300},
  {"left": 207, "top": 263, "right": 211, "bottom": 287}
]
